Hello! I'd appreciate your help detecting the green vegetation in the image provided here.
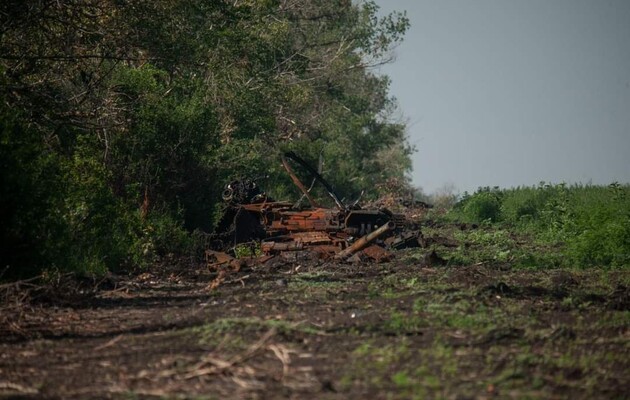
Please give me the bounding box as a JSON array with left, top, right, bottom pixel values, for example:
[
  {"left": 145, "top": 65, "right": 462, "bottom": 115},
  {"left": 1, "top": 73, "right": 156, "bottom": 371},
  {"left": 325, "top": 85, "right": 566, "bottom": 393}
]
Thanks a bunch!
[
  {"left": 448, "top": 183, "right": 630, "bottom": 268},
  {"left": 0, "top": 1, "right": 411, "bottom": 278}
]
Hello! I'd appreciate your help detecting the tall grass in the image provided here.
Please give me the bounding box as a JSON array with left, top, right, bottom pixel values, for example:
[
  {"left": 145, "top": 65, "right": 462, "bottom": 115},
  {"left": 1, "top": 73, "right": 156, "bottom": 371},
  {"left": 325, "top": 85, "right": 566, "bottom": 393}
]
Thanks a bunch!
[{"left": 451, "top": 183, "right": 630, "bottom": 267}]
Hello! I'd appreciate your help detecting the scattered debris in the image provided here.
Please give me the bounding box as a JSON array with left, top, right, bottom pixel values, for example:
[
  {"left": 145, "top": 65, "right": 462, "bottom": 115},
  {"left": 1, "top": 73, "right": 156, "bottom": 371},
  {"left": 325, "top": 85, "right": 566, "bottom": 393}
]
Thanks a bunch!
[{"left": 206, "top": 152, "right": 427, "bottom": 286}]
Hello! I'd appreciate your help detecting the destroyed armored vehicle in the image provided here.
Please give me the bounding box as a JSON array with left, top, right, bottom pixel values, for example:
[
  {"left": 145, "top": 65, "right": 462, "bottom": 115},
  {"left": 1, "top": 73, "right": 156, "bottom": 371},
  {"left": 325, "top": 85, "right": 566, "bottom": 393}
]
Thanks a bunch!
[{"left": 208, "top": 152, "right": 423, "bottom": 264}]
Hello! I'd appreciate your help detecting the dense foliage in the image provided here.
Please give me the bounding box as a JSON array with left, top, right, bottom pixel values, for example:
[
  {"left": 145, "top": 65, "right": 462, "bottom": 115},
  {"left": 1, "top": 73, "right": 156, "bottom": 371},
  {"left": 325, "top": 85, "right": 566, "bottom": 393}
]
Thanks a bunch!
[
  {"left": 451, "top": 183, "right": 630, "bottom": 267},
  {"left": 1, "top": 0, "right": 412, "bottom": 278}
]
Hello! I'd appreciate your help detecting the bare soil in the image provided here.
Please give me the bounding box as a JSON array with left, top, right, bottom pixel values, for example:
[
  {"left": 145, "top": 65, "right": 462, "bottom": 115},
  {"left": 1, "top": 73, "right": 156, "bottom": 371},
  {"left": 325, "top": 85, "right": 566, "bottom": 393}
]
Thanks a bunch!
[{"left": 1, "top": 255, "right": 628, "bottom": 399}]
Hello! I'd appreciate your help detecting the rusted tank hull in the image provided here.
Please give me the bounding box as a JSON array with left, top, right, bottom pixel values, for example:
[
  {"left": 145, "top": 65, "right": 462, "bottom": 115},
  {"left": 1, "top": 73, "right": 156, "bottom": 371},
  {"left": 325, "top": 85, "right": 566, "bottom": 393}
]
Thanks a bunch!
[{"left": 208, "top": 152, "right": 424, "bottom": 267}]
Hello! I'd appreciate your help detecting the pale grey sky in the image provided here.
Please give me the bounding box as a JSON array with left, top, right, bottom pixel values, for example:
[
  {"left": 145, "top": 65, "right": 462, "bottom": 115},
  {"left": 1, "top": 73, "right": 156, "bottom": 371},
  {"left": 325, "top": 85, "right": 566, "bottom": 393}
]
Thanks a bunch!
[{"left": 376, "top": 0, "right": 630, "bottom": 194}]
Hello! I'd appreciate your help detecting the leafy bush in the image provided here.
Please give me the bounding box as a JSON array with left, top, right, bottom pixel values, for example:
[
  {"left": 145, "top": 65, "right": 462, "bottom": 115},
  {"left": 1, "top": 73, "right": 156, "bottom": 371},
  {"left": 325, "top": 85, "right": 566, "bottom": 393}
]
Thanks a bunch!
[
  {"left": 457, "top": 190, "right": 502, "bottom": 223},
  {"left": 563, "top": 184, "right": 630, "bottom": 267},
  {"left": 568, "top": 218, "right": 630, "bottom": 267},
  {"left": 500, "top": 186, "right": 552, "bottom": 225}
]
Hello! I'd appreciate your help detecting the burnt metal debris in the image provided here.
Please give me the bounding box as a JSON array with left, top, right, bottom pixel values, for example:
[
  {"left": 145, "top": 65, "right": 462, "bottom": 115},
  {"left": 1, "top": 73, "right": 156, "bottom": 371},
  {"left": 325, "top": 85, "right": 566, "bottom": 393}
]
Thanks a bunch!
[{"left": 207, "top": 152, "right": 425, "bottom": 273}]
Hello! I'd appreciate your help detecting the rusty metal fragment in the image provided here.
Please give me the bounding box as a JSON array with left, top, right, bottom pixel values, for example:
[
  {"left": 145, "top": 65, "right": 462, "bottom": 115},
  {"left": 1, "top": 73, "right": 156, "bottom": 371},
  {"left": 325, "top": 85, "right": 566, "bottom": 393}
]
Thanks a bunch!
[
  {"left": 362, "top": 245, "right": 394, "bottom": 263},
  {"left": 334, "top": 221, "right": 396, "bottom": 260},
  {"left": 205, "top": 250, "right": 235, "bottom": 267}
]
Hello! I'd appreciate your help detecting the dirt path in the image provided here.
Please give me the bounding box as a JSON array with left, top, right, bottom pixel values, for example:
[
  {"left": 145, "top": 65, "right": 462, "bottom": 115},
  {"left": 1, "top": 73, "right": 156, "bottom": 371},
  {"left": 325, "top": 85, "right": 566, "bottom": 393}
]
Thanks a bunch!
[{"left": 1, "top": 259, "right": 628, "bottom": 399}]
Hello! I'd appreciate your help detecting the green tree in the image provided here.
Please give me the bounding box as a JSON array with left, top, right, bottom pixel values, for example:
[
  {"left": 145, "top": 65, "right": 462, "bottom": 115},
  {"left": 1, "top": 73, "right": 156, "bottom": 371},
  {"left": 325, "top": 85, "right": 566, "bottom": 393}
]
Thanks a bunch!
[{"left": 1, "top": 0, "right": 412, "bottom": 278}]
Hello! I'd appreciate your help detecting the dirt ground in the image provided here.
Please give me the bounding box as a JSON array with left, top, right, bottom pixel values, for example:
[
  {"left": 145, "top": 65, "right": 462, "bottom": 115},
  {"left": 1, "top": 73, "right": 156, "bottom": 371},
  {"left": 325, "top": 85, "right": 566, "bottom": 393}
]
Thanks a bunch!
[{"left": 1, "top": 246, "right": 629, "bottom": 399}]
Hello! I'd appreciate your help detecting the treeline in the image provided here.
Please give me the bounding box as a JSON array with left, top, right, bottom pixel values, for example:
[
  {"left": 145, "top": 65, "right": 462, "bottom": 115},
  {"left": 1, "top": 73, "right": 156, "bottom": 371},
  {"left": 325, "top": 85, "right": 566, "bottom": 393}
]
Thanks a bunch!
[
  {"left": 0, "top": 0, "right": 412, "bottom": 278},
  {"left": 450, "top": 183, "right": 630, "bottom": 267}
]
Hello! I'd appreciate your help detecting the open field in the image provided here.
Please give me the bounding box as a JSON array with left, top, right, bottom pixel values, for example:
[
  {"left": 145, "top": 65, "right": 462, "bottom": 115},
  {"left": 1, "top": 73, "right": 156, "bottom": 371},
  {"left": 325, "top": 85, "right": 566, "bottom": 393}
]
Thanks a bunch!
[
  {"left": 1, "top": 222, "right": 628, "bottom": 399},
  {"left": 2, "top": 3, "right": 627, "bottom": 398}
]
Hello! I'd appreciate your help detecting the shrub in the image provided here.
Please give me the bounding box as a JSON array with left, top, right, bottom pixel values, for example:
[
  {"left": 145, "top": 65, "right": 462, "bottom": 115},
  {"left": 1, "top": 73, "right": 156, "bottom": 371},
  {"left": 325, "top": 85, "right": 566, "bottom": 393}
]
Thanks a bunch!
[
  {"left": 460, "top": 191, "right": 502, "bottom": 223},
  {"left": 563, "top": 184, "right": 630, "bottom": 267},
  {"left": 500, "top": 186, "right": 551, "bottom": 225},
  {"left": 568, "top": 218, "right": 630, "bottom": 267}
]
